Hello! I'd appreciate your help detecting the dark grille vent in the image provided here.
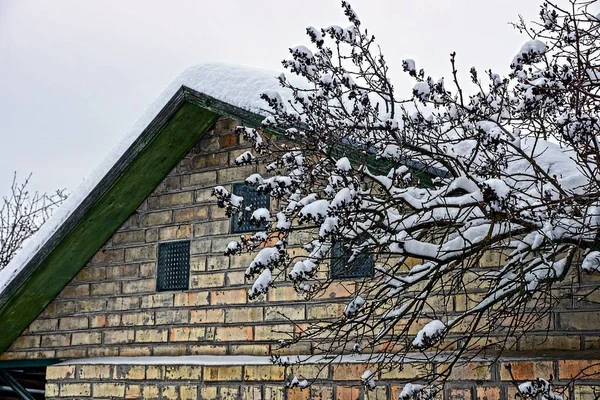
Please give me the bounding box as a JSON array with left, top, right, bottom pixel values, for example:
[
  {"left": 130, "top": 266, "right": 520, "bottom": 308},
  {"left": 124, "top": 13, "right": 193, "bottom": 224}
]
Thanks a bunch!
[
  {"left": 156, "top": 240, "right": 190, "bottom": 291},
  {"left": 331, "top": 240, "right": 374, "bottom": 279},
  {"left": 231, "top": 182, "right": 270, "bottom": 233}
]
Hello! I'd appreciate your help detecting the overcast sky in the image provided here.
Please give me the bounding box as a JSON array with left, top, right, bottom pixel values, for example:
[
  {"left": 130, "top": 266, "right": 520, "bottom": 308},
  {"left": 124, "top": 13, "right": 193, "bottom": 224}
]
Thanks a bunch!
[{"left": 0, "top": 0, "right": 547, "bottom": 197}]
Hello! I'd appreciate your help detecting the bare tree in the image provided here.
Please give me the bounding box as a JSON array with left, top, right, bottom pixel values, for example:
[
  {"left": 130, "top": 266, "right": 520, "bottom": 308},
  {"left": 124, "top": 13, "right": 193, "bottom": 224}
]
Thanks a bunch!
[
  {"left": 215, "top": 0, "right": 600, "bottom": 397},
  {"left": 0, "top": 173, "right": 67, "bottom": 268}
]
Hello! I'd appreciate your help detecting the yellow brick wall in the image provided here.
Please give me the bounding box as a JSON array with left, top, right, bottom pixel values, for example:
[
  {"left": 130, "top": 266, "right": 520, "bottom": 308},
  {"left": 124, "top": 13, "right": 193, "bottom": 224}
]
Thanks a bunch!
[
  {"left": 2, "top": 116, "right": 600, "bottom": 367},
  {"left": 44, "top": 358, "right": 600, "bottom": 399}
]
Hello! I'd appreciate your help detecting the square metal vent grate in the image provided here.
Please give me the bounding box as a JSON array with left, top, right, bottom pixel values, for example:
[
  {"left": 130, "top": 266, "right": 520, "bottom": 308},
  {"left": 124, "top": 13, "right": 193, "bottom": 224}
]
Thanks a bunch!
[
  {"left": 330, "top": 240, "right": 374, "bottom": 279},
  {"left": 156, "top": 240, "right": 190, "bottom": 291},
  {"left": 231, "top": 182, "right": 270, "bottom": 233}
]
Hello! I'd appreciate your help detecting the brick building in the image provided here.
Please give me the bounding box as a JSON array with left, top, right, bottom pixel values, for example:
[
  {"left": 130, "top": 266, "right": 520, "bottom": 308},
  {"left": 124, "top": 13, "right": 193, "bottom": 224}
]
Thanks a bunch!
[{"left": 0, "top": 65, "right": 600, "bottom": 399}]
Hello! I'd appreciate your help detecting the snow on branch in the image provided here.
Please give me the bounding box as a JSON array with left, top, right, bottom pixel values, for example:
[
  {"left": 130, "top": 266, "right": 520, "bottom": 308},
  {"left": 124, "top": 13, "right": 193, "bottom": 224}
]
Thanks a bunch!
[{"left": 214, "top": 0, "right": 600, "bottom": 390}]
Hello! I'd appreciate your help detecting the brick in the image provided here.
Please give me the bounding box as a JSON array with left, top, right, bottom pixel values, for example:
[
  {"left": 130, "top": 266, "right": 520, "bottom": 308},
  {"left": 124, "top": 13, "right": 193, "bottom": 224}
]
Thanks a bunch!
[
  {"left": 336, "top": 386, "right": 361, "bottom": 400},
  {"left": 189, "top": 344, "right": 228, "bottom": 355},
  {"left": 125, "top": 245, "right": 156, "bottom": 262},
  {"left": 71, "top": 331, "right": 101, "bottom": 345},
  {"left": 45, "top": 383, "right": 59, "bottom": 397},
  {"left": 55, "top": 348, "right": 87, "bottom": 358},
  {"left": 174, "top": 292, "right": 209, "bottom": 307},
  {"left": 10, "top": 335, "right": 40, "bottom": 349},
  {"left": 559, "top": 360, "right": 600, "bottom": 379},
  {"left": 155, "top": 309, "right": 189, "bottom": 325},
  {"left": 519, "top": 335, "right": 580, "bottom": 351},
  {"left": 161, "top": 385, "right": 179, "bottom": 398},
  {"left": 191, "top": 272, "right": 225, "bottom": 289},
  {"left": 200, "top": 386, "right": 218, "bottom": 399},
  {"left": 229, "top": 344, "right": 269, "bottom": 355},
  {"left": 109, "top": 264, "right": 140, "bottom": 279},
  {"left": 75, "top": 266, "right": 107, "bottom": 282},
  {"left": 206, "top": 255, "right": 230, "bottom": 271},
  {"left": 447, "top": 387, "right": 471, "bottom": 400},
  {"left": 135, "top": 329, "right": 167, "bottom": 343},
  {"left": 182, "top": 171, "right": 217, "bottom": 187},
  {"left": 46, "top": 365, "right": 75, "bottom": 380},
  {"left": 265, "top": 305, "right": 305, "bottom": 321},
  {"left": 211, "top": 289, "right": 247, "bottom": 305},
  {"left": 255, "top": 324, "right": 294, "bottom": 341},
  {"left": 221, "top": 387, "right": 240, "bottom": 399},
  {"left": 560, "top": 311, "right": 600, "bottom": 331},
  {"left": 216, "top": 326, "right": 254, "bottom": 341},
  {"left": 107, "top": 296, "right": 140, "bottom": 311},
  {"left": 114, "top": 365, "right": 145, "bottom": 380},
  {"left": 41, "top": 333, "right": 71, "bottom": 347},
  {"left": 381, "top": 363, "right": 432, "bottom": 380},
  {"left": 121, "top": 312, "right": 155, "bottom": 326},
  {"left": 125, "top": 384, "right": 142, "bottom": 398},
  {"left": 190, "top": 239, "right": 211, "bottom": 254},
  {"left": 170, "top": 327, "right": 206, "bottom": 342},
  {"left": 500, "top": 361, "right": 554, "bottom": 381},
  {"left": 139, "top": 262, "right": 154, "bottom": 276},
  {"left": 311, "top": 385, "right": 334, "bottom": 400},
  {"left": 112, "top": 230, "right": 146, "bottom": 245},
  {"left": 104, "top": 329, "right": 136, "bottom": 344},
  {"left": 307, "top": 303, "right": 345, "bottom": 320},
  {"left": 446, "top": 362, "right": 492, "bottom": 380},
  {"left": 287, "top": 387, "right": 311, "bottom": 400},
  {"left": 145, "top": 228, "right": 158, "bottom": 242},
  {"left": 265, "top": 386, "right": 285, "bottom": 400},
  {"left": 141, "top": 210, "right": 172, "bottom": 226},
  {"left": 91, "top": 249, "right": 124, "bottom": 265},
  {"left": 43, "top": 301, "right": 75, "bottom": 317},
  {"left": 90, "top": 315, "right": 106, "bottom": 328},
  {"left": 75, "top": 298, "right": 107, "bottom": 313},
  {"left": 29, "top": 318, "right": 58, "bottom": 333},
  {"left": 159, "top": 191, "right": 193, "bottom": 207},
  {"left": 268, "top": 285, "right": 299, "bottom": 302},
  {"left": 141, "top": 293, "right": 174, "bottom": 308},
  {"left": 159, "top": 224, "right": 193, "bottom": 241},
  {"left": 190, "top": 308, "right": 225, "bottom": 324},
  {"left": 79, "top": 364, "right": 111, "bottom": 379},
  {"left": 92, "top": 383, "right": 125, "bottom": 397},
  {"left": 88, "top": 346, "right": 119, "bottom": 357},
  {"left": 332, "top": 363, "right": 370, "bottom": 380},
  {"left": 152, "top": 344, "right": 188, "bottom": 356},
  {"left": 203, "top": 365, "right": 243, "bottom": 381},
  {"left": 194, "top": 220, "right": 230, "bottom": 237},
  {"left": 60, "top": 284, "right": 90, "bottom": 298},
  {"left": 91, "top": 281, "right": 121, "bottom": 296},
  {"left": 220, "top": 133, "right": 238, "bottom": 148},
  {"left": 189, "top": 256, "right": 206, "bottom": 272},
  {"left": 225, "top": 270, "right": 246, "bottom": 285},
  {"left": 58, "top": 316, "right": 88, "bottom": 331},
  {"left": 60, "top": 383, "right": 91, "bottom": 397},
  {"left": 476, "top": 387, "right": 501, "bottom": 400},
  {"left": 122, "top": 278, "right": 155, "bottom": 293},
  {"left": 142, "top": 385, "right": 160, "bottom": 399},
  {"left": 225, "top": 307, "right": 263, "bottom": 323},
  {"left": 181, "top": 385, "right": 198, "bottom": 400},
  {"left": 217, "top": 164, "right": 256, "bottom": 183},
  {"left": 145, "top": 365, "right": 164, "bottom": 380},
  {"left": 193, "top": 152, "right": 229, "bottom": 170},
  {"left": 165, "top": 365, "right": 203, "bottom": 380},
  {"left": 244, "top": 365, "right": 285, "bottom": 381}
]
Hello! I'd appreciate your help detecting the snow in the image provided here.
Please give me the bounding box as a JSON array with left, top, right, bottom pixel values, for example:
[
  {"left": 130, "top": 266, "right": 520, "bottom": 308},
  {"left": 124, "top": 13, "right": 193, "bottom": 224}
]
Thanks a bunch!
[
  {"left": 412, "top": 319, "right": 446, "bottom": 349},
  {"left": 399, "top": 383, "right": 425, "bottom": 400},
  {"left": 582, "top": 251, "right": 600, "bottom": 273},
  {"left": 0, "top": 63, "right": 296, "bottom": 296}
]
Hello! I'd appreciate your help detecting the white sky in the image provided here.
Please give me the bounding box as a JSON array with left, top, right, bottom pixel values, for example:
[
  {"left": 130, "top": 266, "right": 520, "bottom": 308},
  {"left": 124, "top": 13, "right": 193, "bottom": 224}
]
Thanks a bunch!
[{"left": 0, "top": 0, "right": 546, "bottom": 197}]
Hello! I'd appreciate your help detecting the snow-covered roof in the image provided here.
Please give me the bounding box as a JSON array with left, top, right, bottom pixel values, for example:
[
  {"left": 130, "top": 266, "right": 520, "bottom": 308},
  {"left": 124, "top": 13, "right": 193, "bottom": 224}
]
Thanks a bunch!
[{"left": 0, "top": 63, "right": 285, "bottom": 297}]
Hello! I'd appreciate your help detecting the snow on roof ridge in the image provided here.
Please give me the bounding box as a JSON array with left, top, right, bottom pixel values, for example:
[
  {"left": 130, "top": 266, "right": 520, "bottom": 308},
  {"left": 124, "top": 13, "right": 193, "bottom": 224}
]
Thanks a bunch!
[{"left": 0, "top": 63, "right": 286, "bottom": 296}]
